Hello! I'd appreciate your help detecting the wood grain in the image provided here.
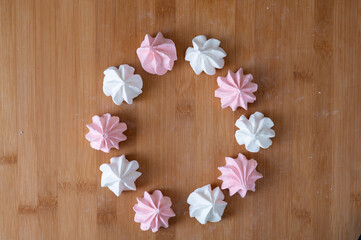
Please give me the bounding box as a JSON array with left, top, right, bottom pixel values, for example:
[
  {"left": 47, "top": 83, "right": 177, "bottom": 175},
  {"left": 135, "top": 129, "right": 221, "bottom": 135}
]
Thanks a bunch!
[{"left": 1, "top": 0, "right": 360, "bottom": 239}]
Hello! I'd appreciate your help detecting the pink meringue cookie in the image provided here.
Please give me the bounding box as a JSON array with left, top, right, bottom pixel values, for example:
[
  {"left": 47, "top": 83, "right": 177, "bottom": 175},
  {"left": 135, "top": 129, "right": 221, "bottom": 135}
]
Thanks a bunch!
[
  {"left": 85, "top": 113, "right": 127, "bottom": 153},
  {"left": 218, "top": 153, "right": 263, "bottom": 198},
  {"left": 136, "top": 32, "right": 177, "bottom": 75},
  {"left": 133, "top": 190, "right": 176, "bottom": 232},
  {"left": 214, "top": 68, "right": 257, "bottom": 111}
]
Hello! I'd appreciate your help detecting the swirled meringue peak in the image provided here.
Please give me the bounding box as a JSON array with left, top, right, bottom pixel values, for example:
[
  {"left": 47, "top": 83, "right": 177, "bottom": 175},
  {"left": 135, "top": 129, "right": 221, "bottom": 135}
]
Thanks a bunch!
[
  {"left": 215, "top": 68, "right": 257, "bottom": 111},
  {"left": 185, "top": 35, "right": 227, "bottom": 75},
  {"left": 103, "top": 64, "right": 143, "bottom": 105},
  {"left": 85, "top": 113, "right": 127, "bottom": 153},
  {"left": 218, "top": 153, "right": 263, "bottom": 198},
  {"left": 100, "top": 155, "right": 141, "bottom": 196},
  {"left": 235, "top": 112, "right": 275, "bottom": 152},
  {"left": 187, "top": 184, "right": 227, "bottom": 224},
  {"left": 133, "top": 190, "right": 176, "bottom": 232},
  {"left": 136, "top": 32, "right": 177, "bottom": 75}
]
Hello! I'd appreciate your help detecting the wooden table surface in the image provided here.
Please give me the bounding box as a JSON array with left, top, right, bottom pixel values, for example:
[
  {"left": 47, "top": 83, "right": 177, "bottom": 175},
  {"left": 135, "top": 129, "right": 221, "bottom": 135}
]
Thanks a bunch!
[{"left": 1, "top": 0, "right": 360, "bottom": 239}]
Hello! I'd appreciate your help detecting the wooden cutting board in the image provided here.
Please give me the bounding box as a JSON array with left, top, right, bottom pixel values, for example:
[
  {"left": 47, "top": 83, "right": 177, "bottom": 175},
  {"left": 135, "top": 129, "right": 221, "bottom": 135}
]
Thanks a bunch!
[{"left": 1, "top": 0, "right": 360, "bottom": 239}]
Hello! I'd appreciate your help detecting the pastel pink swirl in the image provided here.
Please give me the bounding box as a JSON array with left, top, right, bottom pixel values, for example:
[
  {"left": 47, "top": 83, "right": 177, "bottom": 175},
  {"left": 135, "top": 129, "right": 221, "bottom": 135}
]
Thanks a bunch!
[
  {"left": 215, "top": 68, "right": 257, "bottom": 111},
  {"left": 137, "top": 32, "right": 177, "bottom": 75},
  {"left": 218, "top": 153, "right": 263, "bottom": 198},
  {"left": 85, "top": 113, "right": 127, "bottom": 153},
  {"left": 133, "top": 190, "right": 176, "bottom": 232}
]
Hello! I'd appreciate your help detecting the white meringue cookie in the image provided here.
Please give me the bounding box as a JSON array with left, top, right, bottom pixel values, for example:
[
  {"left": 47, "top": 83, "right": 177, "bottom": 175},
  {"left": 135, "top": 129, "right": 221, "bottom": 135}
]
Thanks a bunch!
[
  {"left": 185, "top": 35, "right": 227, "bottom": 75},
  {"left": 235, "top": 112, "right": 275, "bottom": 152},
  {"left": 99, "top": 155, "right": 142, "bottom": 196},
  {"left": 187, "top": 184, "right": 227, "bottom": 224},
  {"left": 103, "top": 64, "right": 143, "bottom": 105}
]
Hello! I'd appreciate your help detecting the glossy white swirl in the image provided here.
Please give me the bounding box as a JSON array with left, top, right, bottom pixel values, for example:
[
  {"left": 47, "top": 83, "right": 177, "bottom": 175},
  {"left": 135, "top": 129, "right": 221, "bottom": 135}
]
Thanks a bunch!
[
  {"left": 103, "top": 64, "right": 143, "bottom": 105},
  {"left": 185, "top": 35, "right": 226, "bottom": 75},
  {"left": 187, "top": 184, "right": 227, "bottom": 224},
  {"left": 235, "top": 112, "right": 275, "bottom": 152},
  {"left": 99, "top": 155, "right": 142, "bottom": 196}
]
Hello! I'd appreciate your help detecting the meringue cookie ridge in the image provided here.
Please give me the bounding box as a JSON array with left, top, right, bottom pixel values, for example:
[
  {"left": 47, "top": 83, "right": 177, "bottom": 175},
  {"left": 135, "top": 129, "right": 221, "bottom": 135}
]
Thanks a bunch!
[
  {"left": 185, "top": 35, "right": 226, "bottom": 75},
  {"left": 136, "top": 32, "right": 177, "bottom": 75},
  {"left": 103, "top": 64, "right": 143, "bottom": 105}
]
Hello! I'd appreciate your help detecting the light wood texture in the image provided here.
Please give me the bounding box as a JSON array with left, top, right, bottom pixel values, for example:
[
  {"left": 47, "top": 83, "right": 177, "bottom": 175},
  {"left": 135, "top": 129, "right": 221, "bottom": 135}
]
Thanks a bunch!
[{"left": 1, "top": 0, "right": 360, "bottom": 239}]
